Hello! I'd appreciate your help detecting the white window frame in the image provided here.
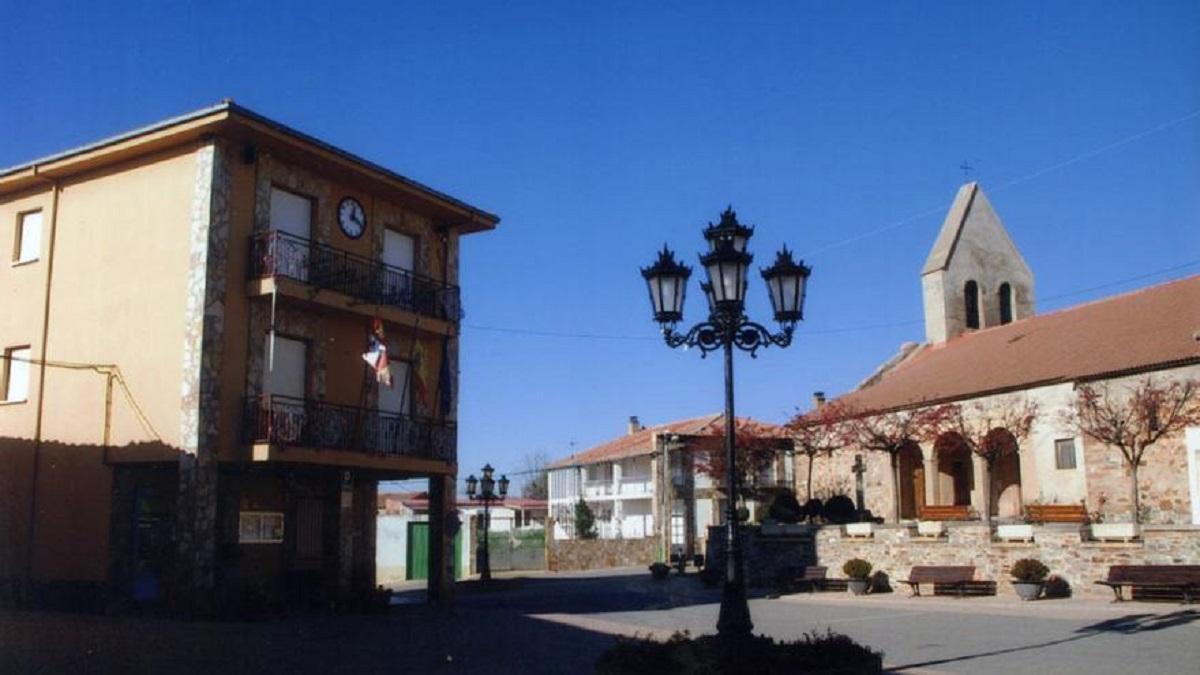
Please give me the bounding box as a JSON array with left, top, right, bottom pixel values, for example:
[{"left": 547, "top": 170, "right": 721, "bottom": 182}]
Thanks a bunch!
[
  {"left": 238, "top": 511, "right": 285, "bottom": 544},
  {"left": 3, "top": 346, "right": 31, "bottom": 403},
  {"left": 13, "top": 210, "right": 42, "bottom": 265},
  {"left": 1054, "top": 438, "right": 1077, "bottom": 470}
]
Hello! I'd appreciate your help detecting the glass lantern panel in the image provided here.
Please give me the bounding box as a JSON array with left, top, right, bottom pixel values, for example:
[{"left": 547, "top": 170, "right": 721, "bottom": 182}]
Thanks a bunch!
[{"left": 659, "top": 275, "right": 679, "bottom": 314}]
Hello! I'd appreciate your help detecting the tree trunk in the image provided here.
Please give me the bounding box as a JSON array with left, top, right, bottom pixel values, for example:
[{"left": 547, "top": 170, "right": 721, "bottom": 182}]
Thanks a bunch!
[
  {"left": 1130, "top": 452, "right": 1142, "bottom": 525},
  {"left": 806, "top": 453, "right": 815, "bottom": 502},
  {"left": 891, "top": 452, "right": 901, "bottom": 524},
  {"left": 981, "top": 459, "right": 992, "bottom": 526}
]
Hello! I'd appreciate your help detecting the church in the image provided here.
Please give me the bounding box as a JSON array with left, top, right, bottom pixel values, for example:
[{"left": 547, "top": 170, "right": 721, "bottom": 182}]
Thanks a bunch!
[{"left": 799, "top": 182, "right": 1199, "bottom": 552}]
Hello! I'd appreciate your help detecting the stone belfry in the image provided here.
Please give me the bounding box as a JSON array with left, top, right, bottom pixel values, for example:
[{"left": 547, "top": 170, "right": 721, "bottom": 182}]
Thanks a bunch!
[{"left": 921, "top": 182, "right": 1035, "bottom": 344}]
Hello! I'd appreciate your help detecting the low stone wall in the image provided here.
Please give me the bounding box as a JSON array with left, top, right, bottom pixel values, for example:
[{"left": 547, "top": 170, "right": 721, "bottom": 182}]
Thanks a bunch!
[
  {"left": 546, "top": 536, "right": 657, "bottom": 572},
  {"left": 813, "top": 523, "right": 1200, "bottom": 598},
  {"left": 706, "top": 523, "right": 1200, "bottom": 598}
]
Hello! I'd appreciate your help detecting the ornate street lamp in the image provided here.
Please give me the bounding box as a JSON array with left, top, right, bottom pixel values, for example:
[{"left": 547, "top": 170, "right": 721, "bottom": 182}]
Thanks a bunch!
[
  {"left": 640, "top": 206, "right": 811, "bottom": 638},
  {"left": 465, "top": 464, "right": 508, "bottom": 582}
]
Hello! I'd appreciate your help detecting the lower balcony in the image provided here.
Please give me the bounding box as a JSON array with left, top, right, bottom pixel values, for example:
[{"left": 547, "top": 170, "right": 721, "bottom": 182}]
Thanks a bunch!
[{"left": 244, "top": 395, "right": 456, "bottom": 473}]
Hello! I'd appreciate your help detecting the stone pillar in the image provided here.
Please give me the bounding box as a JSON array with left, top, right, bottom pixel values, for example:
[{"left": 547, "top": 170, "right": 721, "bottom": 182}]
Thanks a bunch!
[
  {"left": 337, "top": 470, "right": 355, "bottom": 600},
  {"left": 427, "top": 474, "right": 456, "bottom": 605},
  {"left": 923, "top": 456, "right": 939, "bottom": 507}
]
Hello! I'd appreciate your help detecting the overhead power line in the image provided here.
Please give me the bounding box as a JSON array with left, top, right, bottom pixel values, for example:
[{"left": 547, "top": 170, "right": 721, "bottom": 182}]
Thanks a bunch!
[{"left": 463, "top": 258, "right": 1200, "bottom": 342}]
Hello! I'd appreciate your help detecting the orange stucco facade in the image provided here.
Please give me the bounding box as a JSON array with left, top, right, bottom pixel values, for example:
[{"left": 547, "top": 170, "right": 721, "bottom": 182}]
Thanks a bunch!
[{"left": 0, "top": 103, "right": 496, "bottom": 609}]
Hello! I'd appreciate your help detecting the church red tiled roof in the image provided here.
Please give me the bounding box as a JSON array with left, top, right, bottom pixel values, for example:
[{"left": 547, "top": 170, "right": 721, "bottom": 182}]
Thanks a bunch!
[
  {"left": 547, "top": 414, "right": 788, "bottom": 469},
  {"left": 840, "top": 274, "right": 1200, "bottom": 413}
]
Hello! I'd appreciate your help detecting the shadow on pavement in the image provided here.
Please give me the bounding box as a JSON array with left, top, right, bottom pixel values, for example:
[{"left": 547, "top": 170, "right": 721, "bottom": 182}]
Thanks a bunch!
[{"left": 887, "top": 609, "right": 1200, "bottom": 672}]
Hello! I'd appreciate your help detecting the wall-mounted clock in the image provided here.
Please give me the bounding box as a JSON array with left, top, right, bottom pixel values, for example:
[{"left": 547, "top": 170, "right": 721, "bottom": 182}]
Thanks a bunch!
[{"left": 338, "top": 197, "right": 366, "bottom": 239}]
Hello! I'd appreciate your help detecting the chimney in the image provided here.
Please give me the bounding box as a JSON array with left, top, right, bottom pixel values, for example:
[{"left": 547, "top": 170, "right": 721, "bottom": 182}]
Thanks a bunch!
[
  {"left": 628, "top": 416, "right": 642, "bottom": 435},
  {"left": 812, "top": 391, "right": 826, "bottom": 409}
]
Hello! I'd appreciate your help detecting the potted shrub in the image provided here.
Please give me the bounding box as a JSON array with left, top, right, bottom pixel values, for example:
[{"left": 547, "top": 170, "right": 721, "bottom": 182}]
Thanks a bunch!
[
  {"left": 649, "top": 562, "right": 671, "bottom": 581},
  {"left": 843, "top": 559, "right": 872, "bottom": 595},
  {"left": 1010, "top": 558, "right": 1049, "bottom": 600}
]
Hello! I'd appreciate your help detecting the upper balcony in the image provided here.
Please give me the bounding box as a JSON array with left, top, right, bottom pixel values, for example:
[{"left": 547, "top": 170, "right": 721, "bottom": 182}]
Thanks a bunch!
[
  {"left": 244, "top": 394, "right": 456, "bottom": 474},
  {"left": 248, "top": 230, "right": 460, "bottom": 331}
]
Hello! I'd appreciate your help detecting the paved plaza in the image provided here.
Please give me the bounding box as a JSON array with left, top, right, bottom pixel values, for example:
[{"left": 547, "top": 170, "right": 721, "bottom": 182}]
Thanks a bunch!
[{"left": 2, "top": 569, "right": 1197, "bottom": 674}]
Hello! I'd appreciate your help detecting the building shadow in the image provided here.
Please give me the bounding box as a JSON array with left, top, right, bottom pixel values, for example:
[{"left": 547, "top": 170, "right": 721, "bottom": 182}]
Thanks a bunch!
[{"left": 887, "top": 610, "right": 1200, "bottom": 672}]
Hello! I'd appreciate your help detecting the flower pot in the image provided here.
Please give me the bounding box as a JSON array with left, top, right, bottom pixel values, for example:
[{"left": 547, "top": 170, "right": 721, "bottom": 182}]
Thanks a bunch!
[
  {"left": 847, "top": 579, "right": 870, "bottom": 595},
  {"left": 916, "top": 521, "right": 945, "bottom": 537},
  {"left": 996, "top": 524, "right": 1034, "bottom": 542},
  {"left": 1012, "top": 581, "right": 1043, "bottom": 601},
  {"left": 1090, "top": 523, "right": 1139, "bottom": 542},
  {"left": 845, "top": 523, "right": 874, "bottom": 538}
]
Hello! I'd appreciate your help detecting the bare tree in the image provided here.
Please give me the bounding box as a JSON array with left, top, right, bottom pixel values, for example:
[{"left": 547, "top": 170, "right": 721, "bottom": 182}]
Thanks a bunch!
[
  {"left": 841, "top": 405, "right": 951, "bottom": 523},
  {"left": 1061, "top": 377, "right": 1200, "bottom": 524},
  {"left": 691, "top": 418, "right": 790, "bottom": 502},
  {"left": 520, "top": 450, "right": 550, "bottom": 500},
  {"left": 786, "top": 400, "right": 852, "bottom": 502},
  {"left": 933, "top": 396, "right": 1038, "bottom": 525}
]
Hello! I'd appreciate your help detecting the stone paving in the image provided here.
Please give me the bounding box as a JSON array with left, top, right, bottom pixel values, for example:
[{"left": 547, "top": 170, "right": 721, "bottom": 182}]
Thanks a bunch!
[{"left": 2, "top": 569, "right": 1197, "bottom": 674}]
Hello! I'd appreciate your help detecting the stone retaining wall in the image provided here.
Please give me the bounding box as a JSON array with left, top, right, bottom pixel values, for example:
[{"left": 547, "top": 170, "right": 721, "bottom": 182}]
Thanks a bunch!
[
  {"left": 708, "top": 523, "right": 1200, "bottom": 598},
  {"left": 546, "top": 536, "right": 657, "bottom": 572},
  {"left": 814, "top": 523, "right": 1200, "bottom": 598}
]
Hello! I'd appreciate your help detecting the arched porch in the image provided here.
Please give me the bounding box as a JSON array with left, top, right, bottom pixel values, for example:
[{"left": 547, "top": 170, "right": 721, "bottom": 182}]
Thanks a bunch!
[{"left": 931, "top": 432, "right": 974, "bottom": 508}]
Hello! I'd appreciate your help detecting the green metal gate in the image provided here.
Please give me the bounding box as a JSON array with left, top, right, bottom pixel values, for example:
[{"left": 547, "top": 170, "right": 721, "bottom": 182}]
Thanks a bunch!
[{"left": 405, "top": 522, "right": 462, "bottom": 580}]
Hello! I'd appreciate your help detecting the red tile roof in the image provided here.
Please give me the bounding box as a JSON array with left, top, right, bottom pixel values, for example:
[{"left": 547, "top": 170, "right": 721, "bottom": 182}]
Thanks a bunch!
[
  {"left": 841, "top": 275, "right": 1200, "bottom": 413},
  {"left": 378, "top": 492, "right": 546, "bottom": 512},
  {"left": 547, "top": 413, "right": 789, "bottom": 469}
]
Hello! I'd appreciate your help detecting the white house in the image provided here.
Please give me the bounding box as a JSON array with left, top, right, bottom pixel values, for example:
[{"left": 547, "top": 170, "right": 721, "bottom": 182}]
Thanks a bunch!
[{"left": 546, "top": 414, "right": 793, "bottom": 564}]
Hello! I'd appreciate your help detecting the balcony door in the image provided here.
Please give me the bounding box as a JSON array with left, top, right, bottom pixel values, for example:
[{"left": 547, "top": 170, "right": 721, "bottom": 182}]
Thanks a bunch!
[
  {"left": 264, "top": 336, "right": 307, "bottom": 445},
  {"left": 377, "top": 361, "right": 411, "bottom": 416},
  {"left": 381, "top": 230, "right": 416, "bottom": 307},
  {"left": 269, "top": 187, "right": 314, "bottom": 281}
]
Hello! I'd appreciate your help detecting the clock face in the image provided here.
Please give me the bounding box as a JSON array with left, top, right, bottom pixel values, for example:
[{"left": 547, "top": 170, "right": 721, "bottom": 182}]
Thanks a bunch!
[{"left": 338, "top": 197, "right": 366, "bottom": 239}]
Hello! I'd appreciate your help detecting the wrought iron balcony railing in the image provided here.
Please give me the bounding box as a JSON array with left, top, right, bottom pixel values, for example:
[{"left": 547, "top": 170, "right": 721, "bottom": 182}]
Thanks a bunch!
[
  {"left": 244, "top": 394, "right": 456, "bottom": 462},
  {"left": 249, "top": 230, "right": 461, "bottom": 322}
]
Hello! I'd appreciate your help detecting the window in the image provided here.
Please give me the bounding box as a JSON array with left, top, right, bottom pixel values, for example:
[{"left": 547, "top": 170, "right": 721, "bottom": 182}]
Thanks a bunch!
[
  {"left": 269, "top": 187, "right": 313, "bottom": 239},
  {"left": 964, "top": 280, "right": 980, "bottom": 329},
  {"left": 999, "top": 283, "right": 1013, "bottom": 324},
  {"left": 3, "top": 346, "right": 31, "bottom": 402},
  {"left": 14, "top": 211, "right": 42, "bottom": 264},
  {"left": 238, "top": 511, "right": 284, "bottom": 543},
  {"left": 1054, "top": 438, "right": 1077, "bottom": 470}
]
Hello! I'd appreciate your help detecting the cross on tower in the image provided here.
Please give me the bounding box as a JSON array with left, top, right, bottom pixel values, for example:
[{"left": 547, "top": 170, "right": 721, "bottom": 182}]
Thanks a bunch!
[{"left": 959, "top": 161, "right": 975, "bottom": 180}]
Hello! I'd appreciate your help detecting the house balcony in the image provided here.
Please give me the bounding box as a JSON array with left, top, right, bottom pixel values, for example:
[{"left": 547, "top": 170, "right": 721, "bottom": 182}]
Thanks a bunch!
[
  {"left": 618, "top": 476, "right": 653, "bottom": 496},
  {"left": 583, "top": 480, "right": 614, "bottom": 497},
  {"left": 247, "top": 230, "right": 460, "bottom": 333},
  {"left": 243, "top": 394, "right": 456, "bottom": 474}
]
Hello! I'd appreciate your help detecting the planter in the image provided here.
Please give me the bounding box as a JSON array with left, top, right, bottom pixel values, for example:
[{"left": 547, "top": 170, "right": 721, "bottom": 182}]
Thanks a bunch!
[
  {"left": 916, "top": 521, "right": 946, "bottom": 537},
  {"left": 845, "top": 523, "right": 874, "bottom": 538},
  {"left": 1091, "top": 523, "right": 1140, "bottom": 542},
  {"left": 847, "top": 579, "right": 870, "bottom": 595},
  {"left": 1012, "top": 581, "right": 1043, "bottom": 601},
  {"left": 996, "top": 524, "right": 1034, "bottom": 542}
]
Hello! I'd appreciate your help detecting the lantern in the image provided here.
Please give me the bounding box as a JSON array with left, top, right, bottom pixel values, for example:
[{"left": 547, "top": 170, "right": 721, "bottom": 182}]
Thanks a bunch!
[
  {"left": 700, "top": 239, "right": 752, "bottom": 309},
  {"left": 465, "top": 474, "right": 478, "bottom": 498},
  {"left": 641, "top": 245, "right": 692, "bottom": 324},
  {"left": 702, "top": 206, "right": 754, "bottom": 253},
  {"left": 760, "top": 246, "right": 811, "bottom": 324}
]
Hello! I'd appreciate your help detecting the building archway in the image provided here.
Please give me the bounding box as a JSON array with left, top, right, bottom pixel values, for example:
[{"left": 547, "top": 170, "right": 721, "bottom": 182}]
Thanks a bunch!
[
  {"left": 934, "top": 432, "right": 973, "bottom": 506},
  {"left": 897, "top": 440, "right": 925, "bottom": 519},
  {"left": 985, "top": 428, "right": 1023, "bottom": 518}
]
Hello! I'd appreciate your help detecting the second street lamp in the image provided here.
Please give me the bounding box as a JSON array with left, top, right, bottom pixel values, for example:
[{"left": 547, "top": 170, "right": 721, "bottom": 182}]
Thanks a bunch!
[
  {"left": 640, "top": 206, "right": 811, "bottom": 639},
  {"left": 465, "top": 464, "right": 508, "bottom": 582}
]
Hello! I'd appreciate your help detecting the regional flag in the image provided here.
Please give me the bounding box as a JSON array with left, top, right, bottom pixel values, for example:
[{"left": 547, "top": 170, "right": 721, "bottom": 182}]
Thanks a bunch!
[{"left": 362, "top": 333, "right": 393, "bottom": 388}]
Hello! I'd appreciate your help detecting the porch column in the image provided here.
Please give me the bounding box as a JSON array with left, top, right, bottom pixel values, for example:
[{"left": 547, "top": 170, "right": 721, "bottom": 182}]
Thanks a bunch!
[
  {"left": 923, "top": 455, "right": 939, "bottom": 507},
  {"left": 427, "top": 474, "right": 456, "bottom": 605},
  {"left": 337, "top": 470, "right": 355, "bottom": 600},
  {"left": 971, "top": 458, "right": 987, "bottom": 517}
]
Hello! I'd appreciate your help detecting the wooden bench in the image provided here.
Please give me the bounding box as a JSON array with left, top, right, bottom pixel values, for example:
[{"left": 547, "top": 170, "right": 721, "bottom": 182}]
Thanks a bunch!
[
  {"left": 1095, "top": 565, "right": 1200, "bottom": 604},
  {"left": 901, "top": 565, "right": 995, "bottom": 598},
  {"left": 1026, "top": 504, "right": 1087, "bottom": 523},
  {"left": 789, "top": 565, "right": 830, "bottom": 593},
  {"left": 917, "top": 505, "right": 971, "bottom": 521}
]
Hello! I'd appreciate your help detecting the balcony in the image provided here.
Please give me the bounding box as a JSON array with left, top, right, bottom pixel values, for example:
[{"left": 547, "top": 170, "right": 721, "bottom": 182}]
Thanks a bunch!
[
  {"left": 583, "top": 480, "right": 614, "bottom": 497},
  {"left": 244, "top": 395, "right": 456, "bottom": 468},
  {"left": 249, "top": 230, "right": 460, "bottom": 324},
  {"left": 619, "top": 476, "right": 653, "bottom": 496}
]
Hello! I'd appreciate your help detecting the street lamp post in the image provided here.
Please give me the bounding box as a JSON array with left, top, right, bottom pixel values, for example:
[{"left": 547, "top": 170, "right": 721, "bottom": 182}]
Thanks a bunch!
[
  {"left": 464, "top": 464, "right": 509, "bottom": 582},
  {"left": 641, "top": 207, "right": 811, "bottom": 639}
]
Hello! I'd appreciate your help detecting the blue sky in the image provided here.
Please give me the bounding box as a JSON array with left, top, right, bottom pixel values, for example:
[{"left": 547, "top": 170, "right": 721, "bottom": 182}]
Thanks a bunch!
[{"left": 3, "top": 1, "right": 1198, "bottom": 491}]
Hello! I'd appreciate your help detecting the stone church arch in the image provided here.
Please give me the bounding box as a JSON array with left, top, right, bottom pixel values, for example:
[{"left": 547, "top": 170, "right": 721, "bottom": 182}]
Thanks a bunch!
[
  {"left": 897, "top": 440, "right": 925, "bottom": 519},
  {"left": 964, "top": 280, "right": 981, "bottom": 329},
  {"left": 934, "top": 432, "right": 973, "bottom": 506},
  {"left": 985, "top": 428, "right": 1023, "bottom": 518}
]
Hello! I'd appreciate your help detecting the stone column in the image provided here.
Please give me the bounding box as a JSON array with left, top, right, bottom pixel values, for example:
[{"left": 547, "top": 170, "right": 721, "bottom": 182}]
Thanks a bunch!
[
  {"left": 923, "top": 456, "right": 939, "bottom": 507},
  {"left": 427, "top": 474, "right": 456, "bottom": 605},
  {"left": 337, "top": 470, "right": 355, "bottom": 600}
]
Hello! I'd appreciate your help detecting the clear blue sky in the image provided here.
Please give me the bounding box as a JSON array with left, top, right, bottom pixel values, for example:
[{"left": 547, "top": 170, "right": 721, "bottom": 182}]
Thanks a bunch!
[{"left": 3, "top": 1, "right": 1198, "bottom": 492}]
